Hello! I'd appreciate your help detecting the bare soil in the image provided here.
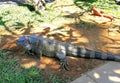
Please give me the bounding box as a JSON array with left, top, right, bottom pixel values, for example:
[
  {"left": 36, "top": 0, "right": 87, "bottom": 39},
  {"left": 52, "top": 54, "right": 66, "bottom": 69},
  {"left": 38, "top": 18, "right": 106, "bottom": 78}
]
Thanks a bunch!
[{"left": 0, "top": 14, "right": 120, "bottom": 82}]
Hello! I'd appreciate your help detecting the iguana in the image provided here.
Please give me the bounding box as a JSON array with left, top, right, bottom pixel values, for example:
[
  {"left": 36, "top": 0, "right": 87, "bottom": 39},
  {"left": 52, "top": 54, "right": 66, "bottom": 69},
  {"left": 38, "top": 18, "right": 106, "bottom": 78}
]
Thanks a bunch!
[{"left": 16, "top": 34, "right": 120, "bottom": 70}]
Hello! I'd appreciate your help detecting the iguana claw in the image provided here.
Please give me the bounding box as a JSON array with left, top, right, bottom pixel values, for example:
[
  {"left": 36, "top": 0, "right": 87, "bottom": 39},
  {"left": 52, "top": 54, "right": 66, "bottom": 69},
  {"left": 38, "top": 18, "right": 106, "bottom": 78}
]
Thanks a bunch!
[
  {"left": 60, "top": 58, "right": 70, "bottom": 70},
  {"left": 25, "top": 50, "right": 34, "bottom": 56}
]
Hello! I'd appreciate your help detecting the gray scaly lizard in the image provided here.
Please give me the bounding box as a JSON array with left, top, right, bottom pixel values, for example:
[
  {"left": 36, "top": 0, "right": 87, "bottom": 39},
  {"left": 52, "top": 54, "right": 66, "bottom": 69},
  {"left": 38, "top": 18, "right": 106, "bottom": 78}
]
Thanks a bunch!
[{"left": 16, "top": 34, "right": 120, "bottom": 70}]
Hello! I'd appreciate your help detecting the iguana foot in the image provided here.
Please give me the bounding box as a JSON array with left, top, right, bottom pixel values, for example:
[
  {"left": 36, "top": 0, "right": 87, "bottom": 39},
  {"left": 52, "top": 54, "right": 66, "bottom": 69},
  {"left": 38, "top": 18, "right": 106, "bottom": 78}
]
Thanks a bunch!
[
  {"left": 24, "top": 50, "right": 34, "bottom": 56},
  {"left": 60, "top": 58, "right": 70, "bottom": 71}
]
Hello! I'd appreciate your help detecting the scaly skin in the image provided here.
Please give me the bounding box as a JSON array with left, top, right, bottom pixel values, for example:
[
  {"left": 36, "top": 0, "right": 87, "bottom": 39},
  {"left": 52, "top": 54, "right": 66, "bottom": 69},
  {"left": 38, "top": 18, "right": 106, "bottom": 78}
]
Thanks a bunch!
[{"left": 16, "top": 34, "right": 120, "bottom": 70}]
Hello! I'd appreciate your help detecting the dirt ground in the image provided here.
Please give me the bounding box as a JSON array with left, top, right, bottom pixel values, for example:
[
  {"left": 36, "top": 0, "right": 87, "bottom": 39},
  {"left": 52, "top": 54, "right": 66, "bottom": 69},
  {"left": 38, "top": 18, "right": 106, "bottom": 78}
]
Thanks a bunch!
[{"left": 0, "top": 13, "right": 120, "bottom": 81}]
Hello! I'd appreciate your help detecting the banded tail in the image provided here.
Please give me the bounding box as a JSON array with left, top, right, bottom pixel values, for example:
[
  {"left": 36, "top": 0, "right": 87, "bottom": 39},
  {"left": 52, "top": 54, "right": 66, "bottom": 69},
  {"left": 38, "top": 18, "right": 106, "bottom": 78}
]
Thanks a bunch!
[
  {"left": 66, "top": 44, "right": 120, "bottom": 62},
  {"left": 77, "top": 48, "right": 120, "bottom": 62}
]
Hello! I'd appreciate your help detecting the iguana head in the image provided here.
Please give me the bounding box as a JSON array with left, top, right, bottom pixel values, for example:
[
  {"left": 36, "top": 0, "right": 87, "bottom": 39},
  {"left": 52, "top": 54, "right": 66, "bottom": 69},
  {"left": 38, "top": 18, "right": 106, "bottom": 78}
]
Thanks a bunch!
[
  {"left": 16, "top": 36, "right": 32, "bottom": 50},
  {"left": 16, "top": 34, "right": 39, "bottom": 51}
]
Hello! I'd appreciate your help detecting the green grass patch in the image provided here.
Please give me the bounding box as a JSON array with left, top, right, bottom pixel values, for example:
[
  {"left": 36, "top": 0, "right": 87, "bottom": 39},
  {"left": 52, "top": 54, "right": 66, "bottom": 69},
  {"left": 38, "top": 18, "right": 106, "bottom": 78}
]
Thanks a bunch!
[
  {"left": 0, "top": 51, "right": 71, "bottom": 83},
  {"left": 0, "top": 5, "right": 42, "bottom": 30}
]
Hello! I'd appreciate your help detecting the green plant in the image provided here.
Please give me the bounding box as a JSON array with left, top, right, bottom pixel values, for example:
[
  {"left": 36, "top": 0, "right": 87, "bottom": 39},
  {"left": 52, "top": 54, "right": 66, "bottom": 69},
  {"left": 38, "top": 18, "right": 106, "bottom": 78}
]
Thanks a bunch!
[
  {"left": 49, "top": 74, "right": 72, "bottom": 83},
  {"left": 0, "top": 6, "right": 42, "bottom": 30}
]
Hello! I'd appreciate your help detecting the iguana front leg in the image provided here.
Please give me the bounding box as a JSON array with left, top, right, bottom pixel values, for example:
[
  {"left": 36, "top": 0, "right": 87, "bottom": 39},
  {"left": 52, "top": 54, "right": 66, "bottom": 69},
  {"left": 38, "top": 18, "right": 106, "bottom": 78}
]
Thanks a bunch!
[{"left": 24, "top": 49, "right": 42, "bottom": 59}]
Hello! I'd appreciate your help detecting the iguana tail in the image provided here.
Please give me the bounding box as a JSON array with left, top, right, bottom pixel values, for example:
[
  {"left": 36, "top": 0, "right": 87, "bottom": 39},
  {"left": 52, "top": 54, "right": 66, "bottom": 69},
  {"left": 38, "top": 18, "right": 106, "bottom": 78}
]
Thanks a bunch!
[
  {"left": 68, "top": 44, "right": 120, "bottom": 61},
  {"left": 77, "top": 48, "right": 120, "bottom": 62}
]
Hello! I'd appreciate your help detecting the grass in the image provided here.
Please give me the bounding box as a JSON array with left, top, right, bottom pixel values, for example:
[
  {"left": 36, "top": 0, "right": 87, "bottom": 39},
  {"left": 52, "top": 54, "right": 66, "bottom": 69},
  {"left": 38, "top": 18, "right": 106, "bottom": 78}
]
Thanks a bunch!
[
  {"left": 0, "top": 50, "right": 71, "bottom": 83},
  {"left": 0, "top": 5, "right": 42, "bottom": 30}
]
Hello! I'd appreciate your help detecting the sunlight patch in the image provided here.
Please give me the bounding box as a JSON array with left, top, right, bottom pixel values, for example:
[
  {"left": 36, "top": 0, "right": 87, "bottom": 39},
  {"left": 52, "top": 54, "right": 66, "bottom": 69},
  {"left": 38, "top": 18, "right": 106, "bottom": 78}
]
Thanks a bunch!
[
  {"left": 114, "top": 69, "right": 120, "bottom": 74},
  {"left": 109, "top": 76, "right": 120, "bottom": 82},
  {"left": 21, "top": 61, "right": 37, "bottom": 68},
  {"left": 93, "top": 72, "right": 100, "bottom": 79}
]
